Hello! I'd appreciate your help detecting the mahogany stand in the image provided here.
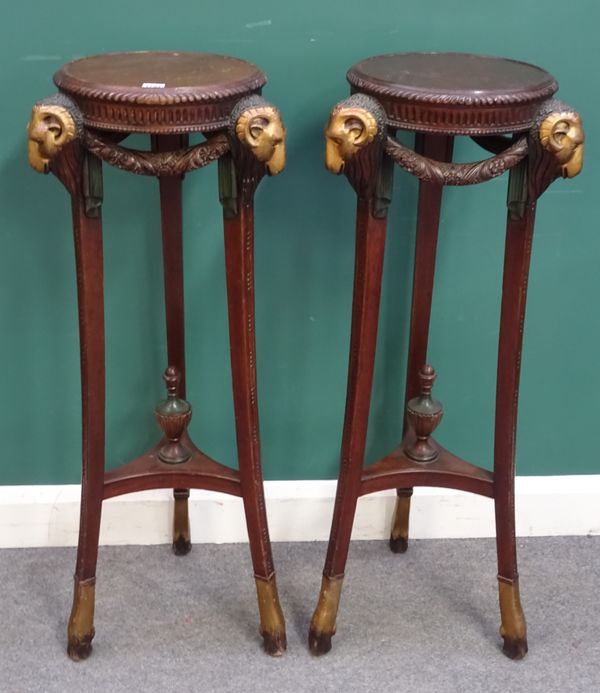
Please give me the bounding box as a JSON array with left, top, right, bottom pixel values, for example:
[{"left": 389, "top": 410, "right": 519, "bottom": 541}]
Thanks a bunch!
[
  {"left": 309, "top": 52, "right": 584, "bottom": 659},
  {"left": 27, "top": 51, "right": 287, "bottom": 659}
]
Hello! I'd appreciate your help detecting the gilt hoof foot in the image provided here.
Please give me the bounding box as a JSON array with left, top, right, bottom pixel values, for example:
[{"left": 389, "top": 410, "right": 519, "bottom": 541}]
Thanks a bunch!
[
  {"left": 308, "top": 628, "right": 333, "bottom": 656},
  {"left": 498, "top": 578, "right": 528, "bottom": 660},
  {"left": 261, "top": 629, "right": 287, "bottom": 657},
  {"left": 308, "top": 575, "right": 343, "bottom": 656},
  {"left": 67, "top": 632, "right": 94, "bottom": 661},
  {"left": 255, "top": 575, "right": 287, "bottom": 657},
  {"left": 67, "top": 577, "right": 96, "bottom": 662}
]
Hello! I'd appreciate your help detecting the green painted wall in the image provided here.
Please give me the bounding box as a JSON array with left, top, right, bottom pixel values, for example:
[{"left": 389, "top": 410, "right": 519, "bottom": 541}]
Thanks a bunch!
[{"left": 1, "top": 1, "right": 598, "bottom": 484}]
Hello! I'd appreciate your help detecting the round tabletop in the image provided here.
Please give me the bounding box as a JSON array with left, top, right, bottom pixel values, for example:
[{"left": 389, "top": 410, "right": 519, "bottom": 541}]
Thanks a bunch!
[
  {"left": 54, "top": 51, "right": 267, "bottom": 134},
  {"left": 347, "top": 53, "right": 558, "bottom": 135}
]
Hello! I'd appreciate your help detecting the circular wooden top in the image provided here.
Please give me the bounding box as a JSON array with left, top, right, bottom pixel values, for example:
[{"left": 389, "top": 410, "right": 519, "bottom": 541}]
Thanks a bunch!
[
  {"left": 347, "top": 53, "right": 558, "bottom": 135},
  {"left": 54, "top": 52, "right": 267, "bottom": 134}
]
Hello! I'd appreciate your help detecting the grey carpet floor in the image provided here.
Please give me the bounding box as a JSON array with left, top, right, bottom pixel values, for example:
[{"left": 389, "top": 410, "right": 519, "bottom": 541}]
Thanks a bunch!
[{"left": 0, "top": 537, "right": 598, "bottom": 692}]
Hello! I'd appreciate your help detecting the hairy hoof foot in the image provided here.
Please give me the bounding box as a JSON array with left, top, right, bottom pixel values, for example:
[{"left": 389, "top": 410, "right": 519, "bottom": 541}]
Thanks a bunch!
[
  {"left": 502, "top": 635, "right": 528, "bottom": 660},
  {"left": 308, "top": 575, "right": 343, "bottom": 655},
  {"left": 498, "top": 579, "right": 527, "bottom": 660},
  {"left": 308, "top": 628, "right": 333, "bottom": 656},
  {"left": 255, "top": 575, "right": 287, "bottom": 657},
  {"left": 389, "top": 536, "right": 408, "bottom": 554},
  {"left": 67, "top": 577, "right": 96, "bottom": 662},
  {"left": 67, "top": 632, "right": 94, "bottom": 661},
  {"left": 261, "top": 629, "right": 287, "bottom": 657},
  {"left": 172, "top": 535, "right": 192, "bottom": 556}
]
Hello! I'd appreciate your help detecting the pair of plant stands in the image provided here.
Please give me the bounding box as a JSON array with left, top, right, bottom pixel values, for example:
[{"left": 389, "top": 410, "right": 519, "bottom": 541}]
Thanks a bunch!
[{"left": 27, "top": 51, "right": 584, "bottom": 661}]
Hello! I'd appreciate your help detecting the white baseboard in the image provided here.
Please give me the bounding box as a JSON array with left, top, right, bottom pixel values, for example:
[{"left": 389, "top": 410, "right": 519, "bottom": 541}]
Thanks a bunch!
[{"left": 0, "top": 476, "right": 598, "bottom": 548}]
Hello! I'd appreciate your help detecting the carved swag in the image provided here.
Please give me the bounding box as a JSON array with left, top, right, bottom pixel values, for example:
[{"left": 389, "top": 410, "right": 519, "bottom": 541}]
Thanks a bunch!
[
  {"left": 324, "top": 94, "right": 584, "bottom": 205},
  {"left": 28, "top": 94, "right": 286, "bottom": 194}
]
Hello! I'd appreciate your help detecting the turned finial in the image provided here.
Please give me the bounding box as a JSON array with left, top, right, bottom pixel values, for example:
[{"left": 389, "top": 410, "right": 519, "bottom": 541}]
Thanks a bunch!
[
  {"left": 404, "top": 364, "right": 443, "bottom": 463},
  {"left": 418, "top": 364, "right": 436, "bottom": 395},
  {"left": 163, "top": 366, "right": 180, "bottom": 397},
  {"left": 154, "top": 366, "right": 192, "bottom": 464}
]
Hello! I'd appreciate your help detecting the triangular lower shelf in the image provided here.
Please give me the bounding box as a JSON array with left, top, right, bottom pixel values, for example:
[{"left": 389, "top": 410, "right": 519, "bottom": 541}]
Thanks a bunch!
[
  {"left": 361, "top": 432, "right": 494, "bottom": 498},
  {"left": 103, "top": 432, "right": 241, "bottom": 500}
]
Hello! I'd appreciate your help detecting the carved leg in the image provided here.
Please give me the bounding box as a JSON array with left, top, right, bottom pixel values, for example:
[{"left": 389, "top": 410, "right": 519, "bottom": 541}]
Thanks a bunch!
[
  {"left": 67, "top": 194, "right": 106, "bottom": 661},
  {"left": 153, "top": 135, "right": 191, "bottom": 556},
  {"left": 309, "top": 200, "right": 388, "bottom": 655},
  {"left": 493, "top": 197, "right": 535, "bottom": 660},
  {"left": 391, "top": 134, "right": 454, "bottom": 553},
  {"left": 493, "top": 101, "right": 585, "bottom": 658},
  {"left": 223, "top": 203, "right": 286, "bottom": 656},
  {"left": 25, "top": 97, "right": 105, "bottom": 661}
]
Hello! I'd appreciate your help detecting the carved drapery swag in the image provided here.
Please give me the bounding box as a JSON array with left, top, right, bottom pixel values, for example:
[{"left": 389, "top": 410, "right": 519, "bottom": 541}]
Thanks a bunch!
[
  {"left": 324, "top": 94, "right": 584, "bottom": 197},
  {"left": 28, "top": 93, "right": 286, "bottom": 183}
]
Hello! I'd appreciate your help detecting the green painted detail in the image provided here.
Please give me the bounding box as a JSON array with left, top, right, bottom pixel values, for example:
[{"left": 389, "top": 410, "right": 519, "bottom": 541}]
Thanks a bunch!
[
  {"left": 82, "top": 152, "right": 103, "bottom": 218},
  {"left": 372, "top": 152, "right": 394, "bottom": 219},
  {"left": 218, "top": 154, "right": 238, "bottom": 220},
  {"left": 507, "top": 158, "right": 528, "bottom": 221},
  {"left": 155, "top": 395, "right": 191, "bottom": 418},
  {"left": 1, "top": 0, "right": 598, "bottom": 484}
]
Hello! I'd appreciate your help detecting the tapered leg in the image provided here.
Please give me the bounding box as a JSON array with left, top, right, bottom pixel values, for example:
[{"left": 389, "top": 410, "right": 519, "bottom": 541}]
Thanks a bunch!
[
  {"left": 309, "top": 199, "right": 388, "bottom": 655},
  {"left": 223, "top": 204, "right": 286, "bottom": 656},
  {"left": 67, "top": 197, "right": 106, "bottom": 661},
  {"left": 493, "top": 202, "right": 535, "bottom": 660},
  {"left": 153, "top": 135, "right": 191, "bottom": 555},
  {"left": 390, "top": 134, "right": 454, "bottom": 553}
]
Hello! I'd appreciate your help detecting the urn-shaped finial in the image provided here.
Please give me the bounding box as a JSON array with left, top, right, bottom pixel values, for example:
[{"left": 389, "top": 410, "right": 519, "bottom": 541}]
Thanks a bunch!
[
  {"left": 154, "top": 366, "right": 192, "bottom": 464},
  {"left": 404, "top": 365, "right": 443, "bottom": 462}
]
